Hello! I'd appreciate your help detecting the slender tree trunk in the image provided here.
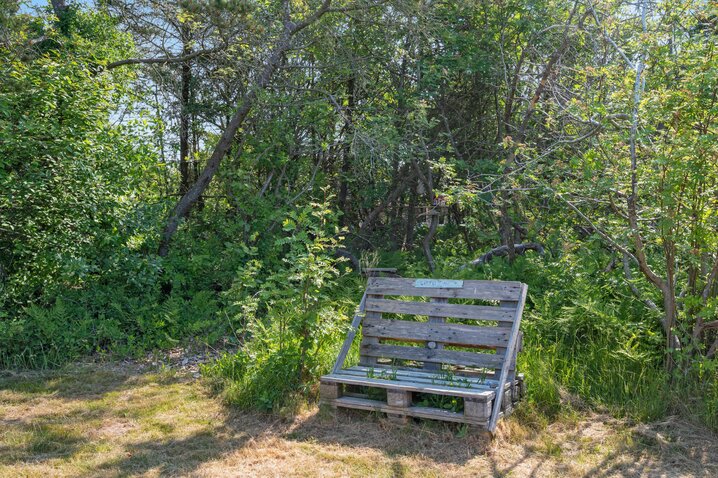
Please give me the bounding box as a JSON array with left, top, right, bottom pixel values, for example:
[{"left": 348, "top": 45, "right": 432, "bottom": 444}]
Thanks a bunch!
[
  {"left": 357, "top": 164, "right": 413, "bottom": 239},
  {"left": 498, "top": 1, "right": 581, "bottom": 263},
  {"left": 157, "top": 1, "right": 333, "bottom": 256},
  {"left": 338, "top": 75, "right": 355, "bottom": 227},
  {"left": 179, "top": 23, "right": 192, "bottom": 196}
]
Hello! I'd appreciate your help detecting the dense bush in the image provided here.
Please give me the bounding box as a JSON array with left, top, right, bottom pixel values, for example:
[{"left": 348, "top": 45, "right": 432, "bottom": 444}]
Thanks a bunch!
[{"left": 202, "top": 198, "right": 358, "bottom": 411}]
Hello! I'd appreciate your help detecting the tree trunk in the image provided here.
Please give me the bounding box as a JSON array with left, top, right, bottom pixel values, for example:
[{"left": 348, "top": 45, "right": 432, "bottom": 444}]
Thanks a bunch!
[
  {"left": 179, "top": 22, "right": 192, "bottom": 196},
  {"left": 498, "top": 2, "right": 581, "bottom": 263},
  {"left": 357, "top": 163, "right": 413, "bottom": 239},
  {"left": 157, "top": 1, "right": 334, "bottom": 256},
  {"left": 338, "top": 75, "right": 355, "bottom": 227}
]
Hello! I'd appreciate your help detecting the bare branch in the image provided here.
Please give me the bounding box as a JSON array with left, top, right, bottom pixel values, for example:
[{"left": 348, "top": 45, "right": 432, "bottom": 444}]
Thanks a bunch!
[
  {"left": 105, "top": 45, "right": 225, "bottom": 70},
  {"left": 622, "top": 253, "right": 659, "bottom": 310}
]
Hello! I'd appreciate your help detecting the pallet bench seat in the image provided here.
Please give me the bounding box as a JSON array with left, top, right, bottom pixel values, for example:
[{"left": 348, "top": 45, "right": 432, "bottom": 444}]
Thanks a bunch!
[{"left": 320, "top": 277, "right": 528, "bottom": 433}]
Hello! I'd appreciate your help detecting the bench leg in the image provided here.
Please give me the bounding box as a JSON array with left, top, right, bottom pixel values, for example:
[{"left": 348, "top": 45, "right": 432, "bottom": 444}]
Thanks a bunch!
[
  {"left": 320, "top": 382, "right": 342, "bottom": 402},
  {"left": 386, "top": 389, "right": 411, "bottom": 424},
  {"left": 501, "top": 385, "right": 513, "bottom": 414},
  {"left": 464, "top": 397, "right": 492, "bottom": 422}
]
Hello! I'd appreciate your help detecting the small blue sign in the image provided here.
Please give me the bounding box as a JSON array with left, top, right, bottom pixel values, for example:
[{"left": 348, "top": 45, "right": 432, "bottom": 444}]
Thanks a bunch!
[{"left": 414, "top": 279, "right": 464, "bottom": 288}]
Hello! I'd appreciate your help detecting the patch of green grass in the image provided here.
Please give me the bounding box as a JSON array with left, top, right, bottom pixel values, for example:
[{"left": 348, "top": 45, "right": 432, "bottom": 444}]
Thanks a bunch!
[
  {"left": 534, "top": 434, "right": 563, "bottom": 457},
  {"left": 26, "top": 423, "right": 84, "bottom": 456}
]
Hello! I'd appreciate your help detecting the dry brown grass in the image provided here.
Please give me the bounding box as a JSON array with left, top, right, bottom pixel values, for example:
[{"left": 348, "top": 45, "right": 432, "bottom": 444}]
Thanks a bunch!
[{"left": 1, "top": 364, "right": 716, "bottom": 477}]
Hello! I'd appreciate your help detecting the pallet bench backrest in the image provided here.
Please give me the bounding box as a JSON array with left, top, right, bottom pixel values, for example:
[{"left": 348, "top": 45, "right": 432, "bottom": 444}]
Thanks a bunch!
[{"left": 359, "top": 278, "right": 527, "bottom": 376}]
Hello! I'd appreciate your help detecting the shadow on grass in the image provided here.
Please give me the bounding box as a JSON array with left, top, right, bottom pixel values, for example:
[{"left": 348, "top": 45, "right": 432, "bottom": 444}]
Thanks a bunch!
[
  {"left": 0, "top": 364, "right": 179, "bottom": 401},
  {"left": 490, "top": 415, "right": 717, "bottom": 478},
  {"left": 3, "top": 365, "right": 717, "bottom": 477},
  {"left": 92, "top": 408, "right": 492, "bottom": 477},
  {"left": 284, "top": 407, "right": 493, "bottom": 466},
  {"left": 576, "top": 418, "right": 718, "bottom": 478},
  {"left": 95, "top": 427, "right": 251, "bottom": 476}
]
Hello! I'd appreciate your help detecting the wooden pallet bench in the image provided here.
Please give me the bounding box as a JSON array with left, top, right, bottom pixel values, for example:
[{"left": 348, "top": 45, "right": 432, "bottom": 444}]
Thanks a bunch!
[{"left": 320, "top": 277, "right": 527, "bottom": 433}]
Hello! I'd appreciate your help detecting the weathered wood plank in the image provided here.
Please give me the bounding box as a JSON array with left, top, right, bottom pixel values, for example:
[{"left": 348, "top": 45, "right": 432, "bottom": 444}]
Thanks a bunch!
[
  {"left": 320, "top": 374, "right": 495, "bottom": 400},
  {"left": 326, "top": 396, "right": 495, "bottom": 426},
  {"left": 364, "top": 298, "right": 515, "bottom": 322},
  {"left": 332, "top": 291, "right": 368, "bottom": 373},
  {"left": 347, "top": 365, "right": 501, "bottom": 385},
  {"left": 339, "top": 367, "right": 487, "bottom": 389},
  {"left": 348, "top": 364, "right": 500, "bottom": 383},
  {"left": 360, "top": 343, "right": 505, "bottom": 369},
  {"left": 322, "top": 277, "right": 527, "bottom": 430},
  {"left": 367, "top": 278, "right": 524, "bottom": 301},
  {"left": 359, "top": 293, "right": 383, "bottom": 366},
  {"left": 424, "top": 296, "right": 447, "bottom": 371},
  {"left": 495, "top": 300, "right": 516, "bottom": 377},
  {"left": 336, "top": 367, "right": 518, "bottom": 393},
  {"left": 488, "top": 283, "right": 528, "bottom": 433},
  {"left": 362, "top": 317, "right": 511, "bottom": 348}
]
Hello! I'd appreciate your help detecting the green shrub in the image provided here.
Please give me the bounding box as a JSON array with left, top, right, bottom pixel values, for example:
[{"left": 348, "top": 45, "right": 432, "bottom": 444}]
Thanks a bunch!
[{"left": 202, "top": 195, "right": 354, "bottom": 411}]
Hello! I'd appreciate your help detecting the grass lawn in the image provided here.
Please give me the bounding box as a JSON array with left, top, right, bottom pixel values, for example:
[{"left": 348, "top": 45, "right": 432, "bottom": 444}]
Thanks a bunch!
[{"left": 0, "top": 363, "right": 716, "bottom": 477}]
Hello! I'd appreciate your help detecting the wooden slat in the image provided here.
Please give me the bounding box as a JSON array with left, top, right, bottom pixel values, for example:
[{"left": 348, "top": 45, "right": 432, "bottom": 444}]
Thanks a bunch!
[
  {"left": 365, "top": 298, "right": 515, "bottom": 322},
  {"left": 337, "top": 367, "right": 516, "bottom": 392},
  {"left": 424, "top": 296, "right": 447, "bottom": 371},
  {"left": 347, "top": 365, "right": 500, "bottom": 384},
  {"left": 332, "top": 290, "right": 368, "bottom": 373},
  {"left": 495, "top": 300, "right": 516, "bottom": 376},
  {"left": 488, "top": 283, "right": 528, "bottom": 433},
  {"left": 325, "top": 396, "right": 497, "bottom": 426},
  {"left": 362, "top": 317, "right": 511, "bottom": 348},
  {"left": 360, "top": 293, "right": 383, "bottom": 366},
  {"left": 321, "top": 374, "right": 495, "bottom": 399},
  {"left": 367, "top": 277, "right": 523, "bottom": 301},
  {"left": 360, "top": 343, "right": 504, "bottom": 369}
]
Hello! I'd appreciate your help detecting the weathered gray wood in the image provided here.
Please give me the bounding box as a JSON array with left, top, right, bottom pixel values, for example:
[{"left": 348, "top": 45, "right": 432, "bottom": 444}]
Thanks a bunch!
[
  {"left": 337, "top": 367, "right": 518, "bottom": 393},
  {"left": 387, "top": 390, "right": 411, "bottom": 422},
  {"left": 364, "top": 298, "right": 516, "bottom": 322},
  {"left": 367, "top": 278, "right": 524, "bottom": 301},
  {"left": 328, "top": 396, "right": 495, "bottom": 426},
  {"left": 339, "top": 368, "right": 484, "bottom": 390},
  {"left": 359, "top": 293, "right": 383, "bottom": 366},
  {"left": 507, "top": 331, "right": 522, "bottom": 372},
  {"left": 349, "top": 364, "right": 501, "bottom": 383},
  {"left": 518, "top": 373, "right": 526, "bottom": 400},
  {"left": 332, "top": 290, "right": 368, "bottom": 373},
  {"left": 424, "top": 297, "right": 447, "bottom": 371},
  {"left": 320, "top": 382, "right": 342, "bottom": 400},
  {"left": 360, "top": 343, "right": 504, "bottom": 369},
  {"left": 322, "top": 276, "right": 527, "bottom": 430},
  {"left": 346, "top": 365, "right": 505, "bottom": 387},
  {"left": 464, "top": 397, "right": 492, "bottom": 420},
  {"left": 487, "top": 283, "right": 528, "bottom": 433},
  {"left": 495, "top": 300, "right": 515, "bottom": 377},
  {"left": 362, "top": 317, "right": 511, "bottom": 348},
  {"left": 320, "top": 374, "right": 495, "bottom": 400}
]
